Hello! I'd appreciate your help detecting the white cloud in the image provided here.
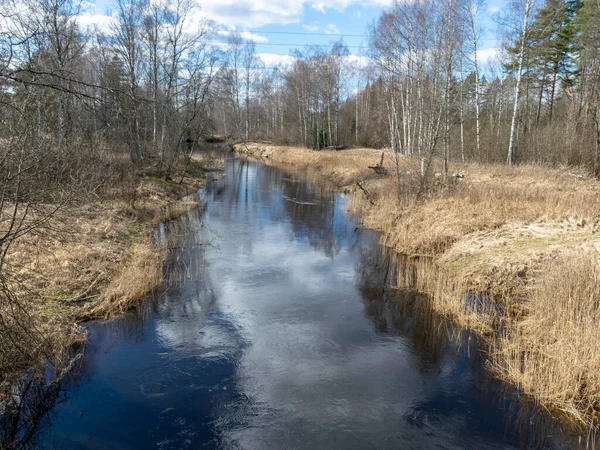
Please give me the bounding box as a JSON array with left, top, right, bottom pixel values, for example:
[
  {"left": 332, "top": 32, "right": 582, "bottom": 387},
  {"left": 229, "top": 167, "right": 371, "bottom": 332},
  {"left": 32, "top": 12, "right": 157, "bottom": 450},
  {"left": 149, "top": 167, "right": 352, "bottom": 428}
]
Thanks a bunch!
[
  {"left": 325, "top": 24, "right": 341, "bottom": 35},
  {"left": 195, "top": 0, "right": 305, "bottom": 28},
  {"left": 70, "top": 0, "right": 303, "bottom": 32},
  {"left": 201, "top": 0, "right": 394, "bottom": 28},
  {"left": 74, "top": 1, "right": 115, "bottom": 33},
  {"left": 257, "top": 53, "right": 296, "bottom": 68},
  {"left": 477, "top": 47, "right": 501, "bottom": 64},
  {"left": 12, "top": 0, "right": 391, "bottom": 42},
  {"left": 302, "top": 24, "right": 320, "bottom": 32},
  {"left": 311, "top": 0, "right": 393, "bottom": 14},
  {"left": 345, "top": 54, "right": 371, "bottom": 69},
  {"left": 73, "top": 0, "right": 393, "bottom": 32},
  {"left": 216, "top": 29, "right": 269, "bottom": 43},
  {"left": 240, "top": 31, "right": 268, "bottom": 43},
  {"left": 76, "top": 12, "right": 114, "bottom": 33}
]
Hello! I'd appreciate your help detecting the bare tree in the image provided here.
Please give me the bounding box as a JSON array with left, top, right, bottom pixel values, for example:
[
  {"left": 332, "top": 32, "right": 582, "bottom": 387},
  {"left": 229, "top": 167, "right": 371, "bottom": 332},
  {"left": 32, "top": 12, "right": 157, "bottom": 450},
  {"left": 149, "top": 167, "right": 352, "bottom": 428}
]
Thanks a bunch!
[
  {"left": 111, "top": 0, "right": 146, "bottom": 163},
  {"left": 466, "top": 0, "right": 485, "bottom": 160},
  {"left": 507, "top": 0, "right": 533, "bottom": 166}
]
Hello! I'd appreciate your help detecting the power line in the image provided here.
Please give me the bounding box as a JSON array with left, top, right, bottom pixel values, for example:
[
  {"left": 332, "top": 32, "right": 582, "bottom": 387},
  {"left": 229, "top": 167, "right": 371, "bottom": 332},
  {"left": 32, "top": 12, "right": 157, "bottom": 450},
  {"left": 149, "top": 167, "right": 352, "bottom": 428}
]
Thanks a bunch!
[
  {"left": 249, "top": 30, "right": 365, "bottom": 37},
  {"left": 209, "top": 41, "right": 366, "bottom": 49},
  {"left": 214, "top": 29, "right": 500, "bottom": 41},
  {"left": 210, "top": 40, "right": 501, "bottom": 50},
  {"left": 220, "top": 30, "right": 500, "bottom": 41}
]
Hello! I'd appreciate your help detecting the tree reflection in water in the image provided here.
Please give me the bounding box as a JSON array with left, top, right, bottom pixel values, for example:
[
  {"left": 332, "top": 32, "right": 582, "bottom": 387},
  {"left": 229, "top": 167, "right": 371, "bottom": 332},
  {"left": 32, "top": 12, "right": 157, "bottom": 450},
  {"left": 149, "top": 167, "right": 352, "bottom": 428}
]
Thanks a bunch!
[
  {"left": 0, "top": 370, "right": 69, "bottom": 450},
  {"left": 356, "top": 243, "right": 592, "bottom": 449}
]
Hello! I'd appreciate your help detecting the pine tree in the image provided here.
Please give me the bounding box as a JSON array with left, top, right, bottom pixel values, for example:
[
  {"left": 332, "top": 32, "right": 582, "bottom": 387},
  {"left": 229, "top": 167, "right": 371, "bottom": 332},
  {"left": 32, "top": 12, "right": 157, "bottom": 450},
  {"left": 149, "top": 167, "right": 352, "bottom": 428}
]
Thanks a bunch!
[{"left": 530, "top": 0, "right": 582, "bottom": 122}]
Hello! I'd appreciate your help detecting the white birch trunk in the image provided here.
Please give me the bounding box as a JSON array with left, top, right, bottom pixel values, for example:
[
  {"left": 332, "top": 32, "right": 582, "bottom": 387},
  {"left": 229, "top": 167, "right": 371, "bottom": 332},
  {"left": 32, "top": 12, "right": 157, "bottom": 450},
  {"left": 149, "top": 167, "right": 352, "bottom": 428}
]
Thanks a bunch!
[{"left": 507, "top": 0, "right": 532, "bottom": 166}]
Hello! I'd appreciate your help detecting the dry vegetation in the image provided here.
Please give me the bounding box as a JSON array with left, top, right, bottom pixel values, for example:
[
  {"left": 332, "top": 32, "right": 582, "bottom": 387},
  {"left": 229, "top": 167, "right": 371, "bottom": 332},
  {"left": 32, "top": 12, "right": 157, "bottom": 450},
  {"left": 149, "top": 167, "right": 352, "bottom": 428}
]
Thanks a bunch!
[
  {"left": 499, "top": 251, "right": 600, "bottom": 425},
  {"left": 236, "top": 142, "right": 600, "bottom": 430},
  {"left": 0, "top": 151, "right": 218, "bottom": 386},
  {"left": 234, "top": 142, "right": 397, "bottom": 186},
  {"left": 6, "top": 180, "right": 191, "bottom": 321}
]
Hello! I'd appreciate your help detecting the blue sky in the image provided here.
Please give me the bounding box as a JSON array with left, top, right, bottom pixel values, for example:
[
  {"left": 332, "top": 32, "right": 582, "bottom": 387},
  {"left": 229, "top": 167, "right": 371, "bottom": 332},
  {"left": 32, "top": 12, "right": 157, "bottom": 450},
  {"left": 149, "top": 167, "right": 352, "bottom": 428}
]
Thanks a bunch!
[{"left": 83, "top": 0, "right": 507, "bottom": 69}]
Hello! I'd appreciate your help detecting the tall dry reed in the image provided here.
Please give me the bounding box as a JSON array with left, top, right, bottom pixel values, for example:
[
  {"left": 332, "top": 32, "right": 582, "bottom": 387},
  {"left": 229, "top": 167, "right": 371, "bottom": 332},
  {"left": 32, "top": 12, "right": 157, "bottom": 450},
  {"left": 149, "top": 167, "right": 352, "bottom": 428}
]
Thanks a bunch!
[{"left": 496, "top": 250, "right": 600, "bottom": 426}]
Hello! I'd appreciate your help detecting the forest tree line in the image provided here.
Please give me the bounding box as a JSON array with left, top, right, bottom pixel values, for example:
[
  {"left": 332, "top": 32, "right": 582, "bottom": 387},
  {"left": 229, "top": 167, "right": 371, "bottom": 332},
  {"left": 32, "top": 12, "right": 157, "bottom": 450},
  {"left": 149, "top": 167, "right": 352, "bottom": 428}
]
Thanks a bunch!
[
  {"left": 2, "top": 0, "right": 600, "bottom": 175},
  {"left": 229, "top": 0, "right": 600, "bottom": 173}
]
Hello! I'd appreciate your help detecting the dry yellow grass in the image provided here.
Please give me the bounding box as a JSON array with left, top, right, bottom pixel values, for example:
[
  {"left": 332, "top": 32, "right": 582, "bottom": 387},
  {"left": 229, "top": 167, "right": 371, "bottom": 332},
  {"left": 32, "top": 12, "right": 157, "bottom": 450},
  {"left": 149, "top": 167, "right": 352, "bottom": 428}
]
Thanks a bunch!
[
  {"left": 0, "top": 175, "right": 199, "bottom": 386},
  {"left": 235, "top": 142, "right": 600, "bottom": 428},
  {"left": 85, "top": 237, "right": 166, "bottom": 319},
  {"left": 235, "top": 142, "right": 396, "bottom": 186},
  {"left": 496, "top": 250, "right": 600, "bottom": 427},
  {"left": 6, "top": 178, "right": 197, "bottom": 322},
  {"left": 0, "top": 151, "right": 217, "bottom": 385}
]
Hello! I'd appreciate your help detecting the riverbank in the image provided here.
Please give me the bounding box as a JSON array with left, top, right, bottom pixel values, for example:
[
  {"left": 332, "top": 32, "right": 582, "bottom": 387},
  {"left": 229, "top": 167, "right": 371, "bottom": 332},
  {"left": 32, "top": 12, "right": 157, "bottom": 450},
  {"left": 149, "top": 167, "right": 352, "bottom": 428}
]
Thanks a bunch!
[
  {"left": 234, "top": 142, "right": 600, "bottom": 429},
  {"left": 0, "top": 151, "right": 221, "bottom": 385}
]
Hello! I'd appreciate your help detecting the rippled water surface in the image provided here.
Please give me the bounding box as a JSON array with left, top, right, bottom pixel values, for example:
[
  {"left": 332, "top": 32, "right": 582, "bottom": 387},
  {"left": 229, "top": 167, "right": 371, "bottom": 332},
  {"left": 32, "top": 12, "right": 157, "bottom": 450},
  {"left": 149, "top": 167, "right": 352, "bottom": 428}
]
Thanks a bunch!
[{"left": 25, "top": 156, "right": 579, "bottom": 449}]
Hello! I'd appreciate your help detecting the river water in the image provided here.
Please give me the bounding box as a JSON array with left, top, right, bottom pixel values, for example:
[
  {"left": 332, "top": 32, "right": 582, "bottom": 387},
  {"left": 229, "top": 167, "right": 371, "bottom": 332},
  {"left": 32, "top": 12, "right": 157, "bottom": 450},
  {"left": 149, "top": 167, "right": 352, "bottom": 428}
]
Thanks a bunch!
[{"left": 13, "top": 156, "right": 581, "bottom": 449}]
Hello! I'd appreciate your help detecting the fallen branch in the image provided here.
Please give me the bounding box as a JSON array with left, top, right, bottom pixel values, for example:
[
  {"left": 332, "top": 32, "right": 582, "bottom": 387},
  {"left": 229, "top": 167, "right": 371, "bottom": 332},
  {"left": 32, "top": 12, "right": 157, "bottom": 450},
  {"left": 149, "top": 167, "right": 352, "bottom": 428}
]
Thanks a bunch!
[
  {"left": 356, "top": 181, "right": 375, "bottom": 206},
  {"left": 56, "top": 273, "right": 104, "bottom": 305},
  {"left": 368, "top": 152, "right": 390, "bottom": 176}
]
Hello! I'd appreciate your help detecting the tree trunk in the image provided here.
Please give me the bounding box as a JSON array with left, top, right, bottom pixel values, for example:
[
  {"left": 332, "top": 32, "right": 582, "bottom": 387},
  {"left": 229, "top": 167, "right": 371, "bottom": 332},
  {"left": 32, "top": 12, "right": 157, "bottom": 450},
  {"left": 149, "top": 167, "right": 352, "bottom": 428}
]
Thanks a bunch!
[
  {"left": 459, "top": 46, "right": 465, "bottom": 163},
  {"left": 549, "top": 69, "right": 557, "bottom": 123},
  {"left": 536, "top": 76, "right": 545, "bottom": 125},
  {"left": 471, "top": 15, "right": 482, "bottom": 160},
  {"left": 507, "top": 0, "right": 532, "bottom": 167},
  {"left": 355, "top": 85, "right": 359, "bottom": 145}
]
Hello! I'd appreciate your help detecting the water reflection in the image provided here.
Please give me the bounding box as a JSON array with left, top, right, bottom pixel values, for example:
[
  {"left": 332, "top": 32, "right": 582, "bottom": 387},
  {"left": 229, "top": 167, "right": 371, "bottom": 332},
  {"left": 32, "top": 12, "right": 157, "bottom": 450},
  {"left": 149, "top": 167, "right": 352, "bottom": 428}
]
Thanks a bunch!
[
  {"left": 357, "top": 240, "right": 585, "bottom": 449},
  {"left": 0, "top": 371, "right": 68, "bottom": 449},
  {"left": 1, "top": 156, "right": 588, "bottom": 449}
]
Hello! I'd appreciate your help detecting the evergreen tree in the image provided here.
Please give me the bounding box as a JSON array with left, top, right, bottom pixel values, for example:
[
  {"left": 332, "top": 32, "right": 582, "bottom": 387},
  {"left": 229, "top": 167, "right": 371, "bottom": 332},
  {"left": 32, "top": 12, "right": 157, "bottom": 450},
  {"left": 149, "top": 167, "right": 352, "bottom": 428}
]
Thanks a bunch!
[{"left": 529, "top": 0, "right": 582, "bottom": 121}]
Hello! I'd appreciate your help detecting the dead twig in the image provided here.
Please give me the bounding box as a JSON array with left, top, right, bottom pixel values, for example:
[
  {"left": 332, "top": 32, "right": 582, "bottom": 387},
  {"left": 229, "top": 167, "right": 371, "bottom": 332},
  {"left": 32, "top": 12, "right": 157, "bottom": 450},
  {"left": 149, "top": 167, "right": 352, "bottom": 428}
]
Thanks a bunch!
[
  {"left": 56, "top": 272, "right": 104, "bottom": 304},
  {"left": 356, "top": 181, "right": 375, "bottom": 206}
]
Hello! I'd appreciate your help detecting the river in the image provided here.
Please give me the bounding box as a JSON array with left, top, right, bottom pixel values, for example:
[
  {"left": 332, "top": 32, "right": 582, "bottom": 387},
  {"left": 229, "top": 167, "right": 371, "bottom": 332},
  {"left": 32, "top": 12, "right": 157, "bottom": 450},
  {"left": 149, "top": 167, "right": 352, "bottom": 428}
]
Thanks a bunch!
[{"left": 8, "top": 155, "right": 581, "bottom": 449}]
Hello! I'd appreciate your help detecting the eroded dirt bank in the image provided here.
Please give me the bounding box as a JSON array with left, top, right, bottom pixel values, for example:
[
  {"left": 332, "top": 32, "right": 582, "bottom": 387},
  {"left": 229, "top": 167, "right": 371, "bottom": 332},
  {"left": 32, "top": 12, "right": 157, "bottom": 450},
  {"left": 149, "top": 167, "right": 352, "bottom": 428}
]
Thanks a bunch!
[{"left": 234, "top": 142, "right": 600, "bottom": 430}]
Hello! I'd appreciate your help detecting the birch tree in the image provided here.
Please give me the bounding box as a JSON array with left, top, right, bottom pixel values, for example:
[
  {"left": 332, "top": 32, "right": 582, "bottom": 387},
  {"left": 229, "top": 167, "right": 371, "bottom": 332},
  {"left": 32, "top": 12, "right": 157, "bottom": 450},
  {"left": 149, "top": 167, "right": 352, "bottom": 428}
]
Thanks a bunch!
[
  {"left": 111, "top": 0, "right": 145, "bottom": 163},
  {"left": 507, "top": 0, "right": 533, "bottom": 166},
  {"left": 466, "top": 0, "right": 485, "bottom": 160}
]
